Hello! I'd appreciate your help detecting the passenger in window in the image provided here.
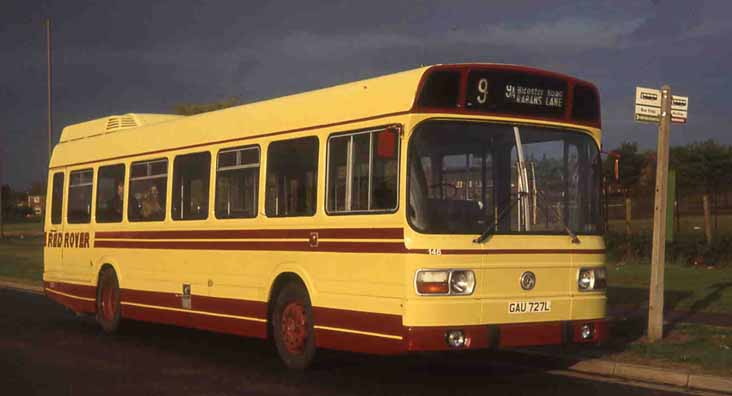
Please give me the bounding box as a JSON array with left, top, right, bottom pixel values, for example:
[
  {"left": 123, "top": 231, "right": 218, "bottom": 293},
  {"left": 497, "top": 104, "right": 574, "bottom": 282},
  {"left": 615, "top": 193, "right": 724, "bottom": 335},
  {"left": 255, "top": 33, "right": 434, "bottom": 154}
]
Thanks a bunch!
[
  {"left": 108, "top": 181, "right": 124, "bottom": 218},
  {"left": 142, "top": 185, "right": 162, "bottom": 219}
]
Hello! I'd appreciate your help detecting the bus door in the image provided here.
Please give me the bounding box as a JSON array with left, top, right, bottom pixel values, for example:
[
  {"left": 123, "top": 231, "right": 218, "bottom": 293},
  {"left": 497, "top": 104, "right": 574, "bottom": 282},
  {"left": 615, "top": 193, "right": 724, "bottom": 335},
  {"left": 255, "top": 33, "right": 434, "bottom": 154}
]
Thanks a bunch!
[
  {"left": 63, "top": 168, "right": 95, "bottom": 282},
  {"left": 44, "top": 171, "right": 66, "bottom": 280}
]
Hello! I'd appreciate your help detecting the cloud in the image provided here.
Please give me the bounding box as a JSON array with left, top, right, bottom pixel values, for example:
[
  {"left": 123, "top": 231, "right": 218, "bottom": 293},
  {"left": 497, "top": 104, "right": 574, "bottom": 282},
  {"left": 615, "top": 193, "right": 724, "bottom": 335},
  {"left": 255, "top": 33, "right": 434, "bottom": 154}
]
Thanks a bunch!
[
  {"left": 621, "top": 0, "right": 705, "bottom": 44},
  {"left": 275, "top": 31, "right": 421, "bottom": 60},
  {"left": 444, "top": 17, "right": 644, "bottom": 51}
]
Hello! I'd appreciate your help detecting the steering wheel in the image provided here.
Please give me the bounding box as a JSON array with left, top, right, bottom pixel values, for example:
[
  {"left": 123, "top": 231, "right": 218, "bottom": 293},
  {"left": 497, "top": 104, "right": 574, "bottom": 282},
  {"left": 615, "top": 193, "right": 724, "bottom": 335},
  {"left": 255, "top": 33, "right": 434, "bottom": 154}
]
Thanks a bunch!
[{"left": 429, "top": 183, "right": 458, "bottom": 199}]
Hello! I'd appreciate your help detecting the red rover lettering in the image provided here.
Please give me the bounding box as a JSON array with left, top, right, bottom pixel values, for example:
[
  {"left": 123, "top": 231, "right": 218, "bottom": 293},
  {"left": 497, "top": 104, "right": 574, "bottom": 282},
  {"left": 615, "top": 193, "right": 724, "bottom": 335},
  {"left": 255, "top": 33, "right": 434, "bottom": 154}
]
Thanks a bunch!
[{"left": 45, "top": 232, "right": 90, "bottom": 248}]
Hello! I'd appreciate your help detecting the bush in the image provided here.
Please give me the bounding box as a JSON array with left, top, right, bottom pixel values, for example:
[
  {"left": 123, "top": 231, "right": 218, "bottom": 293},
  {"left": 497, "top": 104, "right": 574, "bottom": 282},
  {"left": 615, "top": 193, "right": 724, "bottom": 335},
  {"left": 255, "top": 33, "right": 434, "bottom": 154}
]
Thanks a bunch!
[{"left": 604, "top": 232, "right": 732, "bottom": 267}]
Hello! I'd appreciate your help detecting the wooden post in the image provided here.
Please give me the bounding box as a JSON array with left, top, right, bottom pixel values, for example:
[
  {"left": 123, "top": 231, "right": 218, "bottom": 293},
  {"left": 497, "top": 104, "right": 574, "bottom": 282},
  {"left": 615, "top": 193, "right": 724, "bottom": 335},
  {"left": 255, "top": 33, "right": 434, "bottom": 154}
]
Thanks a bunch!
[
  {"left": 703, "top": 193, "right": 712, "bottom": 245},
  {"left": 43, "top": 18, "right": 52, "bottom": 230},
  {"left": 0, "top": 159, "right": 3, "bottom": 239},
  {"left": 648, "top": 85, "right": 672, "bottom": 342},
  {"left": 625, "top": 196, "right": 632, "bottom": 235},
  {"left": 46, "top": 18, "right": 52, "bottom": 163}
]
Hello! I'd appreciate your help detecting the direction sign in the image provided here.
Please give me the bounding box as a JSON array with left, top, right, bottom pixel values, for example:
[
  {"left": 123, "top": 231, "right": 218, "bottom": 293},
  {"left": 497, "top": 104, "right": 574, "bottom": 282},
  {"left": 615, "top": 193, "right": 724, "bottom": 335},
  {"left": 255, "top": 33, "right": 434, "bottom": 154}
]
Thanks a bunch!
[
  {"left": 635, "top": 87, "right": 662, "bottom": 123},
  {"left": 671, "top": 96, "right": 688, "bottom": 111},
  {"left": 635, "top": 87, "right": 689, "bottom": 124},
  {"left": 671, "top": 95, "right": 688, "bottom": 123},
  {"left": 635, "top": 104, "right": 661, "bottom": 123},
  {"left": 636, "top": 87, "right": 662, "bottom": 107}
]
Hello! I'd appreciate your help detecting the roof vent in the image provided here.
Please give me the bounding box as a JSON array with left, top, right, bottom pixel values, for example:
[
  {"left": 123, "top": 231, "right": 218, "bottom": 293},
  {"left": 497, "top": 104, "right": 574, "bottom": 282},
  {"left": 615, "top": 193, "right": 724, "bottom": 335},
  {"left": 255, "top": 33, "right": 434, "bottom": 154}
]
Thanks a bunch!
[{"left": 106, "top": 115, "right": 138, "bottom": 131}]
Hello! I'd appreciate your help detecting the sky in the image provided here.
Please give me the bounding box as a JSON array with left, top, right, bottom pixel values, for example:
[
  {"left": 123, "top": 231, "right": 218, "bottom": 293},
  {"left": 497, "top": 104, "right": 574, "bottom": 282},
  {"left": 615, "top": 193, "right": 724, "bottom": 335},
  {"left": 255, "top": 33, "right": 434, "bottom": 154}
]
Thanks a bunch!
[{"left": 1, "top": 0, "right": 731, "bottom": 190}]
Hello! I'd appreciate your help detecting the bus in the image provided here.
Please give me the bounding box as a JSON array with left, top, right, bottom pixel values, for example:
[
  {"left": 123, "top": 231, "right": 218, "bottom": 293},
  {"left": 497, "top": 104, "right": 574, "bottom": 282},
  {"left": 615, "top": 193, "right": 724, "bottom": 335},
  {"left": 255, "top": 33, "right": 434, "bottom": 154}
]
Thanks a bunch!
[{"left": 44, "top": 63, "right": 607, "bottom": 369}]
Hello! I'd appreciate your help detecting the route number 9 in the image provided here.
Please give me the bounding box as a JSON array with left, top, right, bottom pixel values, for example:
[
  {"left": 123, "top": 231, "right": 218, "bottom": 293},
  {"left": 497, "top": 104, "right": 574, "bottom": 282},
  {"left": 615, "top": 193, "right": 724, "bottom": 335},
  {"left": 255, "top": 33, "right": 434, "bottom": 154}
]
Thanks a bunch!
[{"left": 476, "top": 78, "right": 489, "bottom": 104}]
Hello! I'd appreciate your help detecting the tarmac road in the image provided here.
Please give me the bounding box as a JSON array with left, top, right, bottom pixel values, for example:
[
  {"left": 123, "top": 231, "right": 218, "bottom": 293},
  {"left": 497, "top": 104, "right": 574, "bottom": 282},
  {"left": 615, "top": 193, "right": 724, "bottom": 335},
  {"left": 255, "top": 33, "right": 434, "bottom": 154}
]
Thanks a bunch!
[{"left": 0, "top": 288, "right": 697, "bottom": 396}]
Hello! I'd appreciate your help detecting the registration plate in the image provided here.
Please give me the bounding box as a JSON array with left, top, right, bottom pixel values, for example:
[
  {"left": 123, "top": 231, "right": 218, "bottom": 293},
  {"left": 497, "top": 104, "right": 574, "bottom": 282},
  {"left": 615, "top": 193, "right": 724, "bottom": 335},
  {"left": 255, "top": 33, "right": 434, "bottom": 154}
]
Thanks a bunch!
[{"left": 508, "top": 301, "right": 552, "bottom": 314}]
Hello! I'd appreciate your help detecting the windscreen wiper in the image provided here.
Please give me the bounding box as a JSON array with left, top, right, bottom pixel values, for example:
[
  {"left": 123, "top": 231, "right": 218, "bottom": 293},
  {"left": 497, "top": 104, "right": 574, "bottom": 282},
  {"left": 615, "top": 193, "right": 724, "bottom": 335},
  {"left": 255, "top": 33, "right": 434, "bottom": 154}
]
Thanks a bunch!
[
  {"left": 473, "top": 193, "right": 524, "bottom": 244},
  {"left": 534, "top": 189, "right": 581, "bottom": 244}
]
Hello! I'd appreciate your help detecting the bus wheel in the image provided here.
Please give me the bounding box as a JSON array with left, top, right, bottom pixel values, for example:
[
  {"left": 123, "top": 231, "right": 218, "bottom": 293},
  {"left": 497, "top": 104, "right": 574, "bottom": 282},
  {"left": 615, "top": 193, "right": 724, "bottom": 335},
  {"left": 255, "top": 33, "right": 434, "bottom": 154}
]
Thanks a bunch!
[
  {"left": 96, "top": 267, "right": 121, "bottom": 333},
  {"left": 272, "top": 282, "right": 316, "bottom": 369}
]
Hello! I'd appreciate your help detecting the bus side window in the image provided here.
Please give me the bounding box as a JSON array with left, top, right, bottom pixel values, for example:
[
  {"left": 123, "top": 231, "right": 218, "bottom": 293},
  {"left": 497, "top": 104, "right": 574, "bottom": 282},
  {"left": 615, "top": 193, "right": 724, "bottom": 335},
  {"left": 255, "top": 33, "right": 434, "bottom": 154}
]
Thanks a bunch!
[
  {"left": 129, "top": 159, "right": 168, "bottom": 222},
  {"left": 326, "top": 127, "right": 399, "bottom": 214},
  {"left": 96, "top": 164, "right": 125, "bottom": 223},
  {"left": 265, "top": 137, "right": 318, "bottom": 217},
  {"left": 172, "top": 152, "right": 211, "bottom": 221},
  {"left": 67, "top": 169, "right": 93, "bottom": 224},
  {"left": 50, "top": 172, "right": 64, "bottom": 225},
  {"left": 215, "top": 146, "right": 259, "bottom": 219}
]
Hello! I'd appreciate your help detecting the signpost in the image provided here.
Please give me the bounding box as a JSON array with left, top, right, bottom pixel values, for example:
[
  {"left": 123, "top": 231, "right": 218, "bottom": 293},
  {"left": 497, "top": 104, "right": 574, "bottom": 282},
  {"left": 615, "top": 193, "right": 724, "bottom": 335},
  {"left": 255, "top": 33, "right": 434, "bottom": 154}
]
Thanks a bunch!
[{"left": 634, "top": 86, "right": 689, "bottom": 342}]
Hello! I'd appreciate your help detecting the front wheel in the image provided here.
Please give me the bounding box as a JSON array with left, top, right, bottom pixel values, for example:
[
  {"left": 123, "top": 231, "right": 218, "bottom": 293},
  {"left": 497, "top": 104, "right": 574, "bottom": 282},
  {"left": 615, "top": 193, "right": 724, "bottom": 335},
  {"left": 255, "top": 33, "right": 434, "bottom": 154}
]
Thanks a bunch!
[
  {"left": 96, "top": 267, "right": 121, "bottom": 333},
  {"left": 272, "top": 282, "right": 316, "bottom": 369}
]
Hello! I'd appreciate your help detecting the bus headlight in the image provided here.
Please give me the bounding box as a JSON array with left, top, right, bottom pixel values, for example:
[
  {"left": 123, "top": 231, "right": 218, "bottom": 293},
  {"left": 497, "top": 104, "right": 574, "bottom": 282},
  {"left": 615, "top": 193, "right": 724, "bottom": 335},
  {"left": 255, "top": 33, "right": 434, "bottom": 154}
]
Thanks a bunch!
[
  {"left": 578, "top": 267, "right": 607, "bottom": 291},
  {"left": 416, "top": 270, "right": 475, "bottom": 295},
  {"left": 450, "top": 270, "right": 475, "bottom": 295}
]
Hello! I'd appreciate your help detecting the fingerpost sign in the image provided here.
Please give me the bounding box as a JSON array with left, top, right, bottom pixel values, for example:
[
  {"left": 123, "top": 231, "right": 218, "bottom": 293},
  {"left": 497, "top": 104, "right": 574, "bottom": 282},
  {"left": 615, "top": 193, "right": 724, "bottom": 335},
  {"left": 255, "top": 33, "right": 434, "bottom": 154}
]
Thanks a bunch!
[{"left": 633, "top": 85, "right": 690, "bottom": 342}]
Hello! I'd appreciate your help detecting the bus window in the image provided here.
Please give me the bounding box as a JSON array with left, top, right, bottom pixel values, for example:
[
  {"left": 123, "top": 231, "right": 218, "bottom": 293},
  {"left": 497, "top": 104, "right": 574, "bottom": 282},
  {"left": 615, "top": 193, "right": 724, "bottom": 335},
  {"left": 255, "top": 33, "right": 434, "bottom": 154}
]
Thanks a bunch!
[
  {"left": 129, "top": 159, "right": 167, "bottom": 222},
  {"left": 327, "top": 127, "right": 399, "bottom": 214},
  {"left": 215, "top": 146, "right": 259, "bottom": 219},
  {"left": 96, "top": 164, "right": 125, "bottom": 223},
  {"left": 50, "top": 172, "right": 64, "bottom": 224},
  {"left": 67, "top": 169, "right": 93, "bottom": 224},
  {"left": 172, "top": 152, "right": 211, "bottom": 221},
  {"left": 265, "top": 137, "right": 318, "bottom": 217}
]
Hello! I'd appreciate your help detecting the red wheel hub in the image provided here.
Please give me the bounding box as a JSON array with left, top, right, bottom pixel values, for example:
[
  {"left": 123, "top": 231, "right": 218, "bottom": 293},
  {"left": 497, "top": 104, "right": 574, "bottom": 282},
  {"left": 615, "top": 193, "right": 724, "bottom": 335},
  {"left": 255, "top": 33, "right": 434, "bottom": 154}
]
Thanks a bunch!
[
  {"left": 100, "top": 278, "right": 115, "bottom": 321},
  {"left": 281, "top": 302, "right": 308, "bottom": 354}
]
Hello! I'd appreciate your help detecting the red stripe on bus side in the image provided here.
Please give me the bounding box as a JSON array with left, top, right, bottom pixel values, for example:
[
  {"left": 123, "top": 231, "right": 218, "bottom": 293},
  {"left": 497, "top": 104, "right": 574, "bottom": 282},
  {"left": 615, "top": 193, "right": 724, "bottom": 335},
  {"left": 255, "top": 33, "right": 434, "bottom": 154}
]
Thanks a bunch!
[
  {"left": 313, "top": 306, "right": 403, "bottom": 337},
  {"left": 44, "top": 281, "right": 96, "bottom": 299},
  {"left": 409, "top": 249, "right": 607, "bottom": 255},
  {"left": 94, "top": 240, "right": 410, "bottom": 254},
  {"left": 95, "top": 227, "right": 404, "bottom": 240},
  {"left": 93, "top": 239, "right": 603, "bottom": 255},
  {"left": 314, "top": 328, "right": 404, "bottom": 355},
  {"left": 121, "top": 288, "right": 181, "bottom": 309},
  {"left": 194, "top": 295, "right": 267, "bottom": 320}
]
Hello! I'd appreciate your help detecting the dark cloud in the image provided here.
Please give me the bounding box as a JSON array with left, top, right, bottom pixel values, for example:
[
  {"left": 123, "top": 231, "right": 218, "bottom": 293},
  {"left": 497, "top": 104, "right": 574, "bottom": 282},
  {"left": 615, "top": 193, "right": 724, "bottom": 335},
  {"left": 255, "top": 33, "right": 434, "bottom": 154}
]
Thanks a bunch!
[
  {"left": 1, "top": 0, "right": 731, "bottom": 189},
  {"left": 624, "top": 0, "right": 704, "bottom": 43}
]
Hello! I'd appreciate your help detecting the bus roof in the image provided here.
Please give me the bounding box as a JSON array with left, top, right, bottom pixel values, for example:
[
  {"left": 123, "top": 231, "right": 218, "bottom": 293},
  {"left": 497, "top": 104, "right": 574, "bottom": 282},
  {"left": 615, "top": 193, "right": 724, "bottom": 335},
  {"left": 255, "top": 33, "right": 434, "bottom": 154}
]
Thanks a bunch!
[
  {"left": 52, "top": 66, "right": 430, "bottom": 168},
  {"left": 52, "top": 63, "right": 599, "bottom": 169}
]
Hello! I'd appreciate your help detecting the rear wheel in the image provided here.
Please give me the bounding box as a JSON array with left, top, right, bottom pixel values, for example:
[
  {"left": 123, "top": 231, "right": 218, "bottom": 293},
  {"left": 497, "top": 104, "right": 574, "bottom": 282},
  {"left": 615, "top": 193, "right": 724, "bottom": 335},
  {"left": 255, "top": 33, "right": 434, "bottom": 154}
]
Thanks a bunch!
[
  {"left": 272, "top": 282, "right": 316, "bottom": 369},
  {"left": 96, "top": 267, "right": 121, "bottom": 333}
]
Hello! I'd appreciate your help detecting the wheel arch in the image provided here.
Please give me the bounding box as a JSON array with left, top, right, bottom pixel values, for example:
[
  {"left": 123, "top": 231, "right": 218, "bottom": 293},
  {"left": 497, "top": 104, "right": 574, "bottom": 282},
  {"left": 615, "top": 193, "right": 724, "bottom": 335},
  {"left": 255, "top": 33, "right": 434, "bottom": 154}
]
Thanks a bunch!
[
  {"left": 93, "top": 256, "right": 124, "bottom": 287},
  {"left": 265, "top": 267, "right": 315, "bottom": 339}
]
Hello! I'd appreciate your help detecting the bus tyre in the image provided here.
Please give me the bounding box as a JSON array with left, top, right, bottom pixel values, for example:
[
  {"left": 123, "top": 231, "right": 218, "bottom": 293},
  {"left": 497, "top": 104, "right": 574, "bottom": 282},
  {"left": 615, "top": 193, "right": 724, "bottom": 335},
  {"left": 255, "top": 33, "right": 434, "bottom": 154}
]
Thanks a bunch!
[
  {"left": 272, "top": 282, "right": 316, "bottom": 369},
  {"left": 96, "top": 268, "right": 121, "bottom": 333}
]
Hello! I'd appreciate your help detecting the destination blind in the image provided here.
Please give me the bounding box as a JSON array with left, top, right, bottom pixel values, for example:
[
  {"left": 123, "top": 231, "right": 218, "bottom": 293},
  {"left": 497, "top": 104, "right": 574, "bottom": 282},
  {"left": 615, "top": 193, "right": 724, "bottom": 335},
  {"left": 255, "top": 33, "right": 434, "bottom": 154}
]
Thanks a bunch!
[{"left": 464, "top": 70, "right": 568, "bottom": 118}]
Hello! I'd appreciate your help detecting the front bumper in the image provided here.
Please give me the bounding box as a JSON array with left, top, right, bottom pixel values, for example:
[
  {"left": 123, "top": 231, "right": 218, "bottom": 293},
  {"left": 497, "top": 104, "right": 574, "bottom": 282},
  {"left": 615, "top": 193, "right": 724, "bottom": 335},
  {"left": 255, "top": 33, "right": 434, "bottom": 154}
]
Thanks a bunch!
[{"left": 404, "top": 319, "right": 607, "bottom": 352}]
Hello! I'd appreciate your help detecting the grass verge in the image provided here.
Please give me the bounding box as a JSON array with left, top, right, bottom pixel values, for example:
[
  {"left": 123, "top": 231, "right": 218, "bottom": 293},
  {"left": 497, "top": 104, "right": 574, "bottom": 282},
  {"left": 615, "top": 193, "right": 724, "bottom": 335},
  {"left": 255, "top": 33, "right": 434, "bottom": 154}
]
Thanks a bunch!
[
  {"left": 559, "top": 318, "right": 732, "bottom": 377},
  {"left": 608, "top": 262, "right": 732, "bottom": 315},
  {"left": 1, "top": 221, "right": 44, "bottom": 237},
  {"left": 0, "top": 237, "right": 43, "bottom": 286}
]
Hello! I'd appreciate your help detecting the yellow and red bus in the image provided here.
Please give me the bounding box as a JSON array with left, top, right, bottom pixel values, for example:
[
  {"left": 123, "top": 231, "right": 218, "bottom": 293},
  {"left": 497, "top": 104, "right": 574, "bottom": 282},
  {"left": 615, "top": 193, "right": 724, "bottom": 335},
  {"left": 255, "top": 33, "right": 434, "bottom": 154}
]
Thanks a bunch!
[{"left": 44, "top": 63, "right": 607, "bottom": 369}]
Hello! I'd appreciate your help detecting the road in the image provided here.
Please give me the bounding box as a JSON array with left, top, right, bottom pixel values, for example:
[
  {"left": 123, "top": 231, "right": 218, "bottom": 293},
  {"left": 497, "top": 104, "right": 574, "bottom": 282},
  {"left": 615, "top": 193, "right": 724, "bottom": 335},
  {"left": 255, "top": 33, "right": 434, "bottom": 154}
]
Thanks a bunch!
[{"left": 0, "top": 288, "right": 697, "bottom": 396}]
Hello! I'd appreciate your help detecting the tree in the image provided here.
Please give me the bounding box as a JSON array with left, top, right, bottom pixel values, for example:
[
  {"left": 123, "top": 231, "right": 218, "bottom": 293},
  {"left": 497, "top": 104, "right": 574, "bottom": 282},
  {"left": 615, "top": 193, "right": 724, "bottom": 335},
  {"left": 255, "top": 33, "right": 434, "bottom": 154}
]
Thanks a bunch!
[
  {"left": 672, "top": 140, "right": 732, "bottom": 244},
  {"left": 605, "top": 142, "right": 648, "bottom": 234},
  {"left": 173, "top": 97, "right": 240, "bottom": 116},
  {"left": 605, "top": 142, "right": 647, "bottom": 193}
]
